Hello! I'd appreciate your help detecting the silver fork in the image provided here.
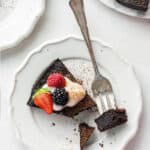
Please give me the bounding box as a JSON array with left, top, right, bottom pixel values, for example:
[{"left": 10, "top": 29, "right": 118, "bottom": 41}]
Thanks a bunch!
[{"left": 70, "top": 0, "right": 127, "bottom": 131}]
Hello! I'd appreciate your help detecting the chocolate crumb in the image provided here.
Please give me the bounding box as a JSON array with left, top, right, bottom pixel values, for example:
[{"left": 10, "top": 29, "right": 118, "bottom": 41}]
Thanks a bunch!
[
  {"left": 50, "top": 122, "right": 56, "bottom": 127},
  {"left": 52, "top": 122, "right": 55, "bottom": 126},
  {"left": 74, "top": 128, "right": 77, "bottom": 131},
  {"left": 99, "top": 143, "right": 104, "bottom": 148},
  {"left": 74, "top": 118, "right": 79, "bottom": 122},
  {"left": 70, "top": 140, "right": 72, "bottom": 143}
]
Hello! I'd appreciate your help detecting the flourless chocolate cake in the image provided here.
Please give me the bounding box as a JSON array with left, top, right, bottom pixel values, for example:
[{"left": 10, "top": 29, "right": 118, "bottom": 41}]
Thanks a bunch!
[
  {"left": 116, "top": 0, "right": 149, "bottom": 11},
  {"left": 27, "top": 59, "right": 96, "bottom": 117}
]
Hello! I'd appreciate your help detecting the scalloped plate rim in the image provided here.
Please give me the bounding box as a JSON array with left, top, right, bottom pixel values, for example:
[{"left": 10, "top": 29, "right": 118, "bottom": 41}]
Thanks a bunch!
[
  {"left": 0, "top": 0, "right": 45, "bottom": 51},
  {"left": 9, "top": 35, "right": 143, "bottom": 150}
]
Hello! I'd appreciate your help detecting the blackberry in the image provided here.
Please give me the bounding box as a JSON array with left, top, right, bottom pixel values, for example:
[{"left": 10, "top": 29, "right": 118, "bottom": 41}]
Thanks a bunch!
[{"left": 52, "top": 88, "right": 68, "bottom": 105}]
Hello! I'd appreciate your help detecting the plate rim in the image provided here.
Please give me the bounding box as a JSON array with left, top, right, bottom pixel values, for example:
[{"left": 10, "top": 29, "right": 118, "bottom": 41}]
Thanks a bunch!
[
  {"left": 0, "top": 0, "right": 45, "bottom": 51},
  {"left": 98, "top": 0, "right": 150, "bottom": 20},
  {"left": 9, "top": 35, "right": 143, "bottom": 150}
]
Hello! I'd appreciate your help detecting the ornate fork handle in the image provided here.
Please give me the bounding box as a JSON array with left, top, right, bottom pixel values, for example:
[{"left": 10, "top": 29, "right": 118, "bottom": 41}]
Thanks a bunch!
[
  {"left": 69, "top": 0, "right": 102, "bottom": 78},
  {"left": 70, "top": 0, "right": 128, "bottom": 132}
]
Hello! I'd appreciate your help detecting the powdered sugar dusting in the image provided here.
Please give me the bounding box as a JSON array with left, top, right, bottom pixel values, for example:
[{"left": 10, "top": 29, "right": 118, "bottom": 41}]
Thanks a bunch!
[{"left": 64, "top": 58, "right": 95, "bottom": 98}]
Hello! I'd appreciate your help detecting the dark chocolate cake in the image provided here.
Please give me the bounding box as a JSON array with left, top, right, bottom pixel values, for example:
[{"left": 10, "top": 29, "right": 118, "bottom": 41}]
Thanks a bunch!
[
  {"left": 116, "top": 0, "right": 149, "bottom": 11},
  {"left": 27, "top": 59, "right": 96, "bottom": 117},
  {"left": 79, "top": 123, "right": 95, "bottom": 150},
  {"left": 95, "top": 109, "right": 128, "bottom": 132}
]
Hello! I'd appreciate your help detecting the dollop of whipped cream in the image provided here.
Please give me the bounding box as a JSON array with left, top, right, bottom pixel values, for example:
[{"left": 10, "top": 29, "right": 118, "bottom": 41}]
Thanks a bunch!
[
  {"left": 42, "top": 77, "right": 86, "bottom": 111},
  {"left": 65, "top": 77, "right": 86, "bottom": 107}
]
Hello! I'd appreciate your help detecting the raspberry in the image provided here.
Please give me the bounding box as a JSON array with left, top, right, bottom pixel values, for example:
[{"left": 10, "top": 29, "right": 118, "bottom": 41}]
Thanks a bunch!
[
  {"left": 52, "top": 88, "right": 68, "bottom": 106},
  {"left": 47, "top": 73, "right": 66, "bottom": 88}
]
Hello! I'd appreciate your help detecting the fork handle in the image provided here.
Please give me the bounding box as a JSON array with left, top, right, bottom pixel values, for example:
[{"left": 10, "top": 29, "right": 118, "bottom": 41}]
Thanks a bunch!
[{"left": 69, "top": 0, "right": 101, "bottom": 77}]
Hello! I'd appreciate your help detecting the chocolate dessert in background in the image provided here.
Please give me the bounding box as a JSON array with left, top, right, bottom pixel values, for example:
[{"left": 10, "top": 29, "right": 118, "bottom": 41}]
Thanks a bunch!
[{"left": 116, "top": 0, "right": 149, "bottom": 11}]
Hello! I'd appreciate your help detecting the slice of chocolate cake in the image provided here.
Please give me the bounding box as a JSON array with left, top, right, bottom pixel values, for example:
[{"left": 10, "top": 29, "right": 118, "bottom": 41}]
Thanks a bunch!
[
  {"left": 79, "top": 123, "right": 95, "bottom": 150},
  {"left": 27, "top": 59, "right": 96, "bottom": 117},
  {"left": 116, "top": 0, "right": 149, "bottom": 11},
  {"left": 95, "top": 109, "right": 128, "bottom": 132},
  {"left": 62, "top": 94, "right": 96, "bottom": 117}
]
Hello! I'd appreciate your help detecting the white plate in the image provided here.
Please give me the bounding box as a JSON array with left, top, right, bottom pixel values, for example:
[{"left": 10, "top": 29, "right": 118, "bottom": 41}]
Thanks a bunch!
[
  {"left": 0, "top": 0, "right": 45, "bottom": 51},
  {"left": 10, "top": 37, "right": 142, "bottom": 150},
  {"left": 98, "top": 0, "right": 150, "bottom": 19}
]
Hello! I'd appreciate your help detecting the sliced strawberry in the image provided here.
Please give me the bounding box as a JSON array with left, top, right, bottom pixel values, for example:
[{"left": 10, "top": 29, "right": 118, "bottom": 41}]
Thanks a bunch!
[{"left": 33, "top": 89, "right": 53, "bottom": 114}]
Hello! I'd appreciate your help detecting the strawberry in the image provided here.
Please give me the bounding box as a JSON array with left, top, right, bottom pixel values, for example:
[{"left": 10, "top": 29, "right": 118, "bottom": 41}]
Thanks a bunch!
[
  {"left": 47, "top": 73, "right": 66, "bottom": 88},
  {"left": 33, "top": 88, "right": 53, "bottom": 114}
]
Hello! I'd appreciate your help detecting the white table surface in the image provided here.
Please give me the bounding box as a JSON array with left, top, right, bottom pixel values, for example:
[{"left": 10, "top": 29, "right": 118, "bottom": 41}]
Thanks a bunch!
[{"left": 1, "top": 0, "right": 150, "bottom": 149}]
